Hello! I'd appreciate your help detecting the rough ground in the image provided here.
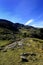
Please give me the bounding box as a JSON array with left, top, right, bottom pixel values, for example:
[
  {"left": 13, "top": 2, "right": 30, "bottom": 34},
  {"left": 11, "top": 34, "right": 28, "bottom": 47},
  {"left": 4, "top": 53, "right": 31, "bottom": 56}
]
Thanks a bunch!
[{"left": 0, "top": 38, "right": 43, "bottom": 65}]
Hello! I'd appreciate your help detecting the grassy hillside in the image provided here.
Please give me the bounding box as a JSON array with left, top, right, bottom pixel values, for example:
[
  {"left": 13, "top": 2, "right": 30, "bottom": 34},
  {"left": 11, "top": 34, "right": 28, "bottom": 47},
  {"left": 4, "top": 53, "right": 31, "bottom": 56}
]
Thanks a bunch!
[
  {"left": 0, "top": 38, "right": 43, "bottom": 65},
  {"left": 0, "top": 19, "right": 43, "bottom": 65},
  {"left": 0, "top": 19, "right": 43, "bottom": 40}
]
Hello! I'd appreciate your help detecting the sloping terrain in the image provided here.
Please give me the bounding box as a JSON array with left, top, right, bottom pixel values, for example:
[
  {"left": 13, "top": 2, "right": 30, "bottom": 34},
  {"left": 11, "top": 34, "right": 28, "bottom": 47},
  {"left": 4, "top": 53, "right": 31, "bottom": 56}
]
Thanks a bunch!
[
  {"left": 0, "top": 19, "right": 43, "bottom": 65},
  {"left": 0, "top": 38, "right": 43, "bottom": 65},
  {"left": 0, "top": 19, "right": 43, "bottom": 40}
]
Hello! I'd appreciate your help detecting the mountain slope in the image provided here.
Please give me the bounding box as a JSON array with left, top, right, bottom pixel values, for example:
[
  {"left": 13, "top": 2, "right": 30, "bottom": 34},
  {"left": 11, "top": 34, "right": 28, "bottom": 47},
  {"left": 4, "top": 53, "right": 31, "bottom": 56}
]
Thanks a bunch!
[
  {"left": 0, "top": 19, "right": 43, "bottom": 40},
  {"left": 0, "top": 19, "right": 43, "bottom": 65}
]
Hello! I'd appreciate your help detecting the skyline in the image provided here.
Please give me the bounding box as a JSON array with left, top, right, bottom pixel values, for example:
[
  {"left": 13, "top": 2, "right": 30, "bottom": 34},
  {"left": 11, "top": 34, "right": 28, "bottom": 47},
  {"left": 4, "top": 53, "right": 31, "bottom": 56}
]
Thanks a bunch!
[{"left": 0, "top": 0, "right": 43, "bottom": 27}]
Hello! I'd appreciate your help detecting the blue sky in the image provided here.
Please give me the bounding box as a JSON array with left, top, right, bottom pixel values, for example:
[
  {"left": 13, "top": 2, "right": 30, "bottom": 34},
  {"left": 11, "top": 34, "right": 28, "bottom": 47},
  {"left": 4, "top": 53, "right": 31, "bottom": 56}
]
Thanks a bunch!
[{"left": 0, "top": 0, "right": 43, "bottom": 27}]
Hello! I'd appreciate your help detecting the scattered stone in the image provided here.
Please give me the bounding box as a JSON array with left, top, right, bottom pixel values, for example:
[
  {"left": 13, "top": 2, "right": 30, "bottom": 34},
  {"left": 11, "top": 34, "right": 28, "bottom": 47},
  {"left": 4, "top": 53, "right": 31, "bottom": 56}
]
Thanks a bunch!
[
  {"left": 20, "top": 56, "right": 28, "bottom": 62},
  {"left": 31, "top": 53, "right": 36, "bottom": 56},
  {"left": 20, "top": 52, "right": 37, "bottom": 62},
  {"left": 20, "top": 53, "right": 29, "bottom": 57}
]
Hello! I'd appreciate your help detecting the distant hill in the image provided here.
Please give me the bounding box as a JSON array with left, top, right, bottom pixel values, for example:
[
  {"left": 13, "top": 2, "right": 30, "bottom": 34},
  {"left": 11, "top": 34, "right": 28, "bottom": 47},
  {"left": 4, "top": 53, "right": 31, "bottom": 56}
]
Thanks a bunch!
[
  {"left": 0, "top": 19, "right": 18, "bottom": 31},
  {"left": 0, "top": 19, "right": 43, "bottom": 40}
]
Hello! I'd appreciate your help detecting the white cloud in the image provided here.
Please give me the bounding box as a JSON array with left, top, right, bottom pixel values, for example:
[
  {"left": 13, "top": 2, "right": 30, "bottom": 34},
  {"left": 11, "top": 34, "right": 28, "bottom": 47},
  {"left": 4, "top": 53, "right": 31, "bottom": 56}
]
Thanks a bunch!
[
  {"left": 32, "top": 21, "right": 43, "bottom": 28},
  {"left": 25, "top": 19, "right": 34, "bottom": 25},
  {"left": 32, "top": 24, "right": 43, "bottom": 28}
]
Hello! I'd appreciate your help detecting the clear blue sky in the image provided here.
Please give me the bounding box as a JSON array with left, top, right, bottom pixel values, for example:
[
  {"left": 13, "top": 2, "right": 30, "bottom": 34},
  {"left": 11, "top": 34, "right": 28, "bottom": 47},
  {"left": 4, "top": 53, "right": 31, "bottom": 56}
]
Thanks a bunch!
[{"left": 0, "top": 0, "right": 43, "bottom": 27}]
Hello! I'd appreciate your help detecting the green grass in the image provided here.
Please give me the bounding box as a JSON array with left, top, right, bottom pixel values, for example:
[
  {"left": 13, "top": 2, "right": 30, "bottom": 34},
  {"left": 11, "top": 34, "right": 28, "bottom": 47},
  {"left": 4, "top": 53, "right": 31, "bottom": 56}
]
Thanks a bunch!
[
  {"left": 0, "top": 40, "right": 13, "bottom": 46},
  {"left": 0, "top": 38, "right": 43, "bottom": 65}
]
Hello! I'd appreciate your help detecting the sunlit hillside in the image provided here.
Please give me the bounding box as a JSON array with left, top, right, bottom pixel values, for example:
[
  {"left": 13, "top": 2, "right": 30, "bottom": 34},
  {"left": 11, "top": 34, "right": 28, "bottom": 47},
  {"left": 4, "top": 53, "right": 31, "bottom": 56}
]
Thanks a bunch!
[{"left": 0, "top": 19, "right": 43, "bottom": 65}]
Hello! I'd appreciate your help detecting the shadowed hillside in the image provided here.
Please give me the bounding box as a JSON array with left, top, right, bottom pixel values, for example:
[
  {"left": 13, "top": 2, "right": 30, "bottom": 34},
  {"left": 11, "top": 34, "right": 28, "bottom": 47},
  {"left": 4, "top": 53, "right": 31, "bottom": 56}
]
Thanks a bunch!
[{"left": 0, "top": 19, "right": 43, "bottom": 40}]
